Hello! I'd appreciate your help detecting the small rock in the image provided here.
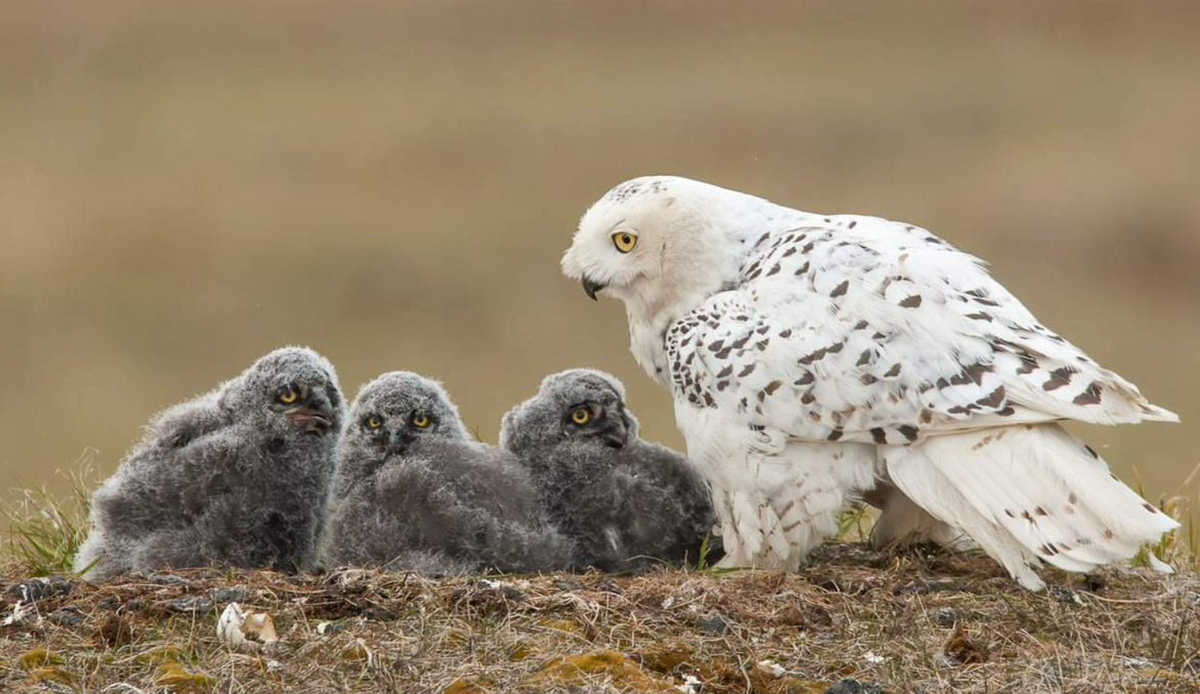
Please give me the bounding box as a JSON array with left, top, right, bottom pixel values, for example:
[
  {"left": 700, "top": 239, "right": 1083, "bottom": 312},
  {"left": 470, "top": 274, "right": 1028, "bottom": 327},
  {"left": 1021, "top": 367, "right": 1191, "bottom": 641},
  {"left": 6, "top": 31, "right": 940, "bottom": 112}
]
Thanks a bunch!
[
  {"left": 934, "top": 607, "right": 958, "bottom": 627},
  {"left": 144, "top": 572, "right": 192, "bottom": 587},
  {"left": 167, "top": 597, "right": 213, "bottom": 613},
  {"left": 6, "top": 577, "right": 72, "bottom": 603},
  {"left": 210, "top": 587, "right": 248, "bottom": 603},
  {"left": 47, "top": 607, "right": 85, "bottom": 628},
  {"left": 826, "top": 679, "right": 885, "bottom": 694},
  {"left": 697, "top": 614, "right": 731, "bottom": 636},
  {"left": 1050, "top": 586, "right": 1083, "bottom": 605}
]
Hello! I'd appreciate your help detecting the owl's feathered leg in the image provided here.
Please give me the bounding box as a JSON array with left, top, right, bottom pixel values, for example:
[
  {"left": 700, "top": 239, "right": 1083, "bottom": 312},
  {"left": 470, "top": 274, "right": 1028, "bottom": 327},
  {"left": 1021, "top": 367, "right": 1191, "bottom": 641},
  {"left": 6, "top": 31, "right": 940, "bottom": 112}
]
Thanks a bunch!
[
  {"left": 867, "top": 482, "right": 974, "bottom": 551},
  {"left": 682, "top": 404, "right": 877, "bottom": 570},
  {"left": 882, "top": 423, "right": 1179, "bottom": 591}
]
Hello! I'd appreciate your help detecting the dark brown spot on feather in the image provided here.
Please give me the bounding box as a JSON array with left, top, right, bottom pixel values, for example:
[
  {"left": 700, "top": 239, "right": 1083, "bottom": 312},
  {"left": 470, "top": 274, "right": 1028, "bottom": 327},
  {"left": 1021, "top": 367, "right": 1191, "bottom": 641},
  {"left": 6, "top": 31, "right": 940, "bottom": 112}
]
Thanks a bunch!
[
  {"left": 856, "top": 350, "right": 873, "bottom": 366},
  {"left": 831, "top": 280, "right": 849, "bottom": 298},
  {"left": 827, "top": 429, "right": 844, "bottom": 441},
  {"left": 764, "top": 380, "right": 783, "bottom": 396},
  {"left": 1042, "top": 366, "right": 1077, "bottom": 391},
  {"left": 1072, "top": 381, "right": 1103, "bottom": 406},
  {"left": 884, "top": 364, "right": 902, "bottom": 378},
  {"left": 861, "top": 374, "right": 878, "bottom": 385},
  {"left": 779, "top": 329, "right": 792, "bottom": 338},
  {"left": 1083, "top": 445, "right": 1098, "bottom": 459},
  {"left": 965, "top": 311, "right": 992, "bottom": 322},
  {"left": 738, "top": 364, "right": 756, "bottom": 377},
  {"left": 900, "top": 294, "right": 923, "bottom": 308},
  {"left": 976, "top": 385, "right": 1007, "bottom": 409},
  {"left": 871, "top": 428, "right": 887, "bottom": 444}
]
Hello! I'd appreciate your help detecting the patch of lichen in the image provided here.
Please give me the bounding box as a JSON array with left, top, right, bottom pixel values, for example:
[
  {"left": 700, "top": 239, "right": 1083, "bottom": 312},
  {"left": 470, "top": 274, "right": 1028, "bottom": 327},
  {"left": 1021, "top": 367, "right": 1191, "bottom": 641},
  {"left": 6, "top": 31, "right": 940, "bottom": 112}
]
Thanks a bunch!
[
  {"left": 526, "top": 649, "right": 678, "bottom": 692},
  {"left": 154, "top": 661, "right": 217, "bottom": 693},
  {"left": 16, "top": 648, "right": 63, "bottom": 670},
  {"left": 443, "top": 678, "right": 493, "bottom": 694}
]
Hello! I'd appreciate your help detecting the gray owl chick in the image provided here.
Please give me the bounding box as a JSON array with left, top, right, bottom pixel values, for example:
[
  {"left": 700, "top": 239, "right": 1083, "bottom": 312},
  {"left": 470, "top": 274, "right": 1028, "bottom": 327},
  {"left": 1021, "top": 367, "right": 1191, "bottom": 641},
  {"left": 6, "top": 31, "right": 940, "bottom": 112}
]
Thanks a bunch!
[
  {"left": 500, "top": 369, "right": 720, "bottom": 572},
  {"left": 323, "top": 372, "right": 571, "bottom": 575},
  {"left": 74, "top": 347, "right": 345, "bottom": 581}
]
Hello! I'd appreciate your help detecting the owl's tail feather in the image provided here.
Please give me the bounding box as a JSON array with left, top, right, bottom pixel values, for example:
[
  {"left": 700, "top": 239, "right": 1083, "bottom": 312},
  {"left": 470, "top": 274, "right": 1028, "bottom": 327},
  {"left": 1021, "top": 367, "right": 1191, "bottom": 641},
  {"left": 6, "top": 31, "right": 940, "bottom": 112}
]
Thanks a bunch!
[{"left": 882, "top": 423, "right": 1179, "bottom": 591}]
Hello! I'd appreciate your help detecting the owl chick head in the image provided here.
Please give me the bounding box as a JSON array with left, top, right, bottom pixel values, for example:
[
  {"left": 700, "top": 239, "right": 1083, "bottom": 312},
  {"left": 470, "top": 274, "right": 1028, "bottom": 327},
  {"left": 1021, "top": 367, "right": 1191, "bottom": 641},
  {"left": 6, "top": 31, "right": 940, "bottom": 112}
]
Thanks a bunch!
[
  {"left": 219, "top": 346, "right": 344, "bottom": 438},
  {"left": 561, "top": 175, "right": 768, "bottom": 315},
  {"left": 501, "top": 368, "right": 640, "bottom": 453},
  {"left": 344, "top": 371, "right": 469, "bottom": 456}
]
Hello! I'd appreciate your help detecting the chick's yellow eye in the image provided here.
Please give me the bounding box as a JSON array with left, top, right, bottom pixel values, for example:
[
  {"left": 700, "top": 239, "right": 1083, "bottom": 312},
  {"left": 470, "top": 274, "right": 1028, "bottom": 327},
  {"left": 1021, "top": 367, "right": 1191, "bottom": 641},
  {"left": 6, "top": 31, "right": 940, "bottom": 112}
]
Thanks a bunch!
[
  {"left": 365, "top": 416, "right": 383, "bottom": 430},
  {"left": 570, "top": 407, "right": 591, "bottom": 425},
  {"left": 411, "top": 413, "right": 431, "bottom": 429},
  {"left": 278, "top": 386, "right": 299, "bottom": 405},
  {"left": 611, "top": 231, "right": 637, "bottom": 253}
]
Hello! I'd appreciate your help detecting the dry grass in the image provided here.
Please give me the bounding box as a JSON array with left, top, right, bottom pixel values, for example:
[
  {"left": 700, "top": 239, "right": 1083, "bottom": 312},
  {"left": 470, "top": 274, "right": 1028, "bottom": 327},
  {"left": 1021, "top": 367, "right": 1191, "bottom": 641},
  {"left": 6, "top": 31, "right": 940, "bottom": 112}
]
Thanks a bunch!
[{"left": 2, "top": 545, "right": 1198, "bottom": 693}]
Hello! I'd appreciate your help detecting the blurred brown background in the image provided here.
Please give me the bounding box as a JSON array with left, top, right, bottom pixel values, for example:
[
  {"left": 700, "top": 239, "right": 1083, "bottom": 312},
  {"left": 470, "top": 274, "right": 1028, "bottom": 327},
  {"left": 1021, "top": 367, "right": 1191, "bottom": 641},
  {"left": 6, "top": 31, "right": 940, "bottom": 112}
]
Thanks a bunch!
[{"left": 2, "top": 0, "right": 1197, "bottom": 504}]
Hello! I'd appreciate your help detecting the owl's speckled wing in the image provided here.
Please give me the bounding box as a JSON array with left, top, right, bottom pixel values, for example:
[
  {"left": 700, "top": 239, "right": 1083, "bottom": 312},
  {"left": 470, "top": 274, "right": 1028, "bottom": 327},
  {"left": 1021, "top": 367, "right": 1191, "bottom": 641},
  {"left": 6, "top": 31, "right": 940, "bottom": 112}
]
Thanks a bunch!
[{"left": 666, "top": 216, "right": 1176, "bottom": 446}]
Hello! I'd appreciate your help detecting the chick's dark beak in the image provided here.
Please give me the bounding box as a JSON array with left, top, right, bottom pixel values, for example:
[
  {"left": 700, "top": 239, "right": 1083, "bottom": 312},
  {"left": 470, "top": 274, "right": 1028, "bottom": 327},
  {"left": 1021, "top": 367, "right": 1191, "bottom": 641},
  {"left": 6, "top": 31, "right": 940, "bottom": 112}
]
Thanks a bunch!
[
  {"left": 388, "top": 431, "right": 415, "bottom": 455},
  {"left": 285, "top": 406, "right": 334, "bottom": 435},
  {"left": 602, "top": 418, "right": 628, "bottom": 449},
  {"left": 582, "top": 276, "right": 606, "bottom": 301}
]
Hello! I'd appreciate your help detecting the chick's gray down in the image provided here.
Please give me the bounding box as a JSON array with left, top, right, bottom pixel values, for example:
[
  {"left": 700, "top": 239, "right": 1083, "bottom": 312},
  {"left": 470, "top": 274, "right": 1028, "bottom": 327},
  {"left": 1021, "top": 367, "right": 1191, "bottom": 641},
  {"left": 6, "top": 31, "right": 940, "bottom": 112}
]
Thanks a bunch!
[
  {"left": 323, "top": 371, "right": 571, "bottom": 574},
  {"left": 501, "top": 368, "right": 721, "bottom": 572},
  {"left": 75, "top": 347, "right": 345, "bottom": 580}
]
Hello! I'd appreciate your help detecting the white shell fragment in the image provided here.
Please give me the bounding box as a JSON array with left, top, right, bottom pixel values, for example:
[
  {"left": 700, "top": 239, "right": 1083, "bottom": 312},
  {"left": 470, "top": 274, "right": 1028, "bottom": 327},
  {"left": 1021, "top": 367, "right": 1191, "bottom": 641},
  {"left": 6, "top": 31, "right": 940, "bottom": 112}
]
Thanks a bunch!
[{"left": 217, "top": 602, "right": 279, "bottom": 650}]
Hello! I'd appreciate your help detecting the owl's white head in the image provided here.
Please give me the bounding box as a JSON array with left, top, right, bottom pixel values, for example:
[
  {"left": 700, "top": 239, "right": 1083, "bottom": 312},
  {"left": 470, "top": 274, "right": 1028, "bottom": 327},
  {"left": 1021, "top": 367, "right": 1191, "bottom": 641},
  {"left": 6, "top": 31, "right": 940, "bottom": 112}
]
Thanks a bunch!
[{"left": 562, "top": 176, "right": 782, "bottom": 330}]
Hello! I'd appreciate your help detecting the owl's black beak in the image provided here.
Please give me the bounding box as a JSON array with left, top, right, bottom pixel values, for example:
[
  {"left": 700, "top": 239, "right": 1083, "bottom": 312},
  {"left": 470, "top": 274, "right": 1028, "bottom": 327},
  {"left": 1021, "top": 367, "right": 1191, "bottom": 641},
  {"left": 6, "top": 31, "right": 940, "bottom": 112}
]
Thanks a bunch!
[{"left": 582, "top": 276, "right": 606, "bottom": 301}]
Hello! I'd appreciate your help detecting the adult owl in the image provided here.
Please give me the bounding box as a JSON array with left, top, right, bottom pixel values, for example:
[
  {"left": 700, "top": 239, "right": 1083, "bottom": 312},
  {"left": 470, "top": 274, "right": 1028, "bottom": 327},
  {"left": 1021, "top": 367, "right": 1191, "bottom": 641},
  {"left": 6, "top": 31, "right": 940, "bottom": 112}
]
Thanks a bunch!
[
  {"left": 561, "top": 175, "right": 1178, "bottom": 590},
  {"left": 75, "top": 347, "right": 344, "bottom": 580}
]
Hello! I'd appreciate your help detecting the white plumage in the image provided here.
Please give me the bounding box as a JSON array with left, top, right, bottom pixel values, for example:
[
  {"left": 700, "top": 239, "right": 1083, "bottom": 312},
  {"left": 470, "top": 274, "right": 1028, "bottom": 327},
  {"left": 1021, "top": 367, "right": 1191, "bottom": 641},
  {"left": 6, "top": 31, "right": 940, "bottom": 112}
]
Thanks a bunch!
[{"left": 561, "top": 175, "right": 1179, "bottom": 590}]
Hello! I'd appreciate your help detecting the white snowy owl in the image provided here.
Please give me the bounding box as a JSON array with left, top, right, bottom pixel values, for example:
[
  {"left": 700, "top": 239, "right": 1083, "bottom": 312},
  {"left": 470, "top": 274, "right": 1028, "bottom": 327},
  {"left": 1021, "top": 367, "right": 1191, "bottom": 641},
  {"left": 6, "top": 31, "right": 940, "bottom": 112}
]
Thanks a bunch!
[{"left": 561, "top": 175, "right": 1179, "bottom": 590}]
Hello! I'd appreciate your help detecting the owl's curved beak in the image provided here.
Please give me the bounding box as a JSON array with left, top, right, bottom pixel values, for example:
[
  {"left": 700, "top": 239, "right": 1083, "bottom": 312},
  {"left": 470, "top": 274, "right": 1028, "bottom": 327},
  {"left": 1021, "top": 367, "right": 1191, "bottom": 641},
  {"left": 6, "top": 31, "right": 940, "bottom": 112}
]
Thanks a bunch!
[{"left": 581, "top": 276, "right": 606, "bottom": 301}]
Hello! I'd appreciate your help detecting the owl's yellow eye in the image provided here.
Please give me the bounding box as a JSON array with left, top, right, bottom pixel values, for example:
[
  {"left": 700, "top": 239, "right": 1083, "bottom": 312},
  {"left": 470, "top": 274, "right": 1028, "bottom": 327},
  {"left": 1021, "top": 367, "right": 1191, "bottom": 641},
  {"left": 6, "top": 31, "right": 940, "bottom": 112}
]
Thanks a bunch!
[
  {"left": 364, "top": 415, "right": 384, "bottom": 430},
  {"left": 411, "top": 413, "right": 432, "bottom": 429},
  {"left": 611, "top": 231, "right": 637, "bottom": 253},
  {"left": 278, "top": 385, "right": 300, "bottom": 405},
  {"left": 570, "top": 407, "right": 591, "bottom": 425}
]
